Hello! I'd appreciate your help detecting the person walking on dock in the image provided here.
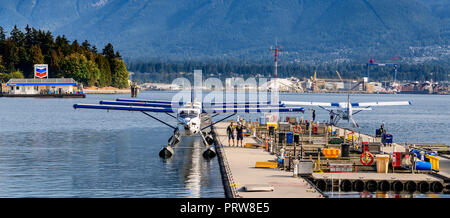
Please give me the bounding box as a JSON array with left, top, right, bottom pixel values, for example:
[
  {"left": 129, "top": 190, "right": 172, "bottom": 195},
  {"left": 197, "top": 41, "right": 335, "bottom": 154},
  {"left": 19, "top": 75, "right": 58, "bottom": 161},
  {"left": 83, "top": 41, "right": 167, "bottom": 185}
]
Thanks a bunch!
[
  {"left": 236, "top": 122, "right": 245, "bottom": 147},
  {"left": 227, "top": 122, "right": 235, "bottom": 146},
  {"left": 312, "top": 109, "right": 316, "bottom": 122},
  {"left": 329, "top": 110, "right": 335, "bottom": 125},
  {"left": 380, "top": 123, "right": 386, "bottom": 134}
]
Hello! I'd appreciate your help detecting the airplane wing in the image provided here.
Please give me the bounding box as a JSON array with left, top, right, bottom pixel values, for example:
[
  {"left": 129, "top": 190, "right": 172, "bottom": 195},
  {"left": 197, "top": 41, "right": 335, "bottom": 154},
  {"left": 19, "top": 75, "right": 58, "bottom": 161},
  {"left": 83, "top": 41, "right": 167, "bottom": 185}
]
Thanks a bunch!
[
  {"left": 116, "top": 98, "right": 172, "bottom": 104},
  {"left": 116, "top": 98, "right": 273, "bottom": 106},
  {"left": 203, "top": 107, "right": 304, "bottom": 114},
  {"left": 102, "top": 100, "right": 282, "bottom": 108},
  {"left": 353, "top": 101, "right": 412, "bottom": 107},
  {"left": 202, "top": 101, "right": 272, "bottom": 106},
  {"left": 203, "top": 103, "right": 285, "bottom": 108},
  {"left": 99, "top": 100, "right": 177, "bottom": 108},
  {"left": 73, "top": 104, "right": 176, "bottom": 113},
  {"left": 283, "top": 101, "right": 412, "bottom": 108},
  {"left": 282, "top": 101, "right": 340, "bottom": 107}
]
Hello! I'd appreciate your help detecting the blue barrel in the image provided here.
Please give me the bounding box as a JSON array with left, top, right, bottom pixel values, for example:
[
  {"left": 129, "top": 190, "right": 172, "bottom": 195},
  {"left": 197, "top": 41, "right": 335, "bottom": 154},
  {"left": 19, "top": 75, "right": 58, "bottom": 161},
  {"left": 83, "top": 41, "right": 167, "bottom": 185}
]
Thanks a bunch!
[
  {"left": 416, "top": 161, "right": 432, "bottom": 171},
  {"left": 286, "top": 132, "right": 294, "bottom": 144},
  {"left": 384, "top": 134, "right": 393, "bottom": 143},
  {"left": 259, "top": 117, "right": 265, "bottom": 125},
  {"left": 376, "top": 129, "right": 382, "bottom": 137},
  {"left": 425, "top": 151, "right": 436, "bottom": 156},
  {"left": 278, "top": 158, "right": 284, "bottom": 165},
  {"left": 411, "top": 149, "right": 436, "bottom": 159}
]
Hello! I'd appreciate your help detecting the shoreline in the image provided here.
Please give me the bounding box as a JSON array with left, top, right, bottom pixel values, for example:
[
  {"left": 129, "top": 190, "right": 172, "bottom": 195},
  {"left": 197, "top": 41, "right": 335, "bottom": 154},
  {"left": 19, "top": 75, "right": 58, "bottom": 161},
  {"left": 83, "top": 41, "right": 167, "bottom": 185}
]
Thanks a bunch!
[
  {"left": 83, "top": 86, "right": 131, "bottom": 94},
  {"left": 141, "top": 88, "right": 448, "bottom": 95}
]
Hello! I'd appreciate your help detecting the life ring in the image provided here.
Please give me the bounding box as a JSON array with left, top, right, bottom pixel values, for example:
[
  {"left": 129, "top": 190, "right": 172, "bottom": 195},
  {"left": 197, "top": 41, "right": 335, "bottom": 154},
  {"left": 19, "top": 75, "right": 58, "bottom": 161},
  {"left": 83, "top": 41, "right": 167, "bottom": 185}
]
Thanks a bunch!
[{"left": 360, "top": 151, "right": 374, "bottom": 166}]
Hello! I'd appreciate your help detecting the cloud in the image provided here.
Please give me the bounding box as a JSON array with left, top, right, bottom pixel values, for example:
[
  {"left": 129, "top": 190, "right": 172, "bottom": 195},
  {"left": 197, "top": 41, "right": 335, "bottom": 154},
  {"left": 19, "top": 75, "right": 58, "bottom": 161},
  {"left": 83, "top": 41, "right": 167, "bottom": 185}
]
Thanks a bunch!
[{"left": 92, "top": 0, "right": 108, "bottom": 7}]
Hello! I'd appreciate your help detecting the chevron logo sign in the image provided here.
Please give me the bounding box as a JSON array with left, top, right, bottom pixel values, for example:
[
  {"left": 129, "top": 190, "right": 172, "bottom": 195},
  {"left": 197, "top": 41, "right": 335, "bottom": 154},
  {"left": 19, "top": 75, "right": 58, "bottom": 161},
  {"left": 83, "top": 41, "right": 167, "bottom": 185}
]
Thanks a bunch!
[{"left": 34, "top": 64, "right": 48, "bottom": 78}]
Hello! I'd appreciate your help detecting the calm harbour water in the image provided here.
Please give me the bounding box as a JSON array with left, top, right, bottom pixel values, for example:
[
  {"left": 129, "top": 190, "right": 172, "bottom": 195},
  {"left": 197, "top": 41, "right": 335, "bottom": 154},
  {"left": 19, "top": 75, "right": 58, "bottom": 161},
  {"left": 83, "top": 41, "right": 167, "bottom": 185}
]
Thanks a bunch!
[{"left": 0, "top": 91, "right": 448, "bottom": 197}]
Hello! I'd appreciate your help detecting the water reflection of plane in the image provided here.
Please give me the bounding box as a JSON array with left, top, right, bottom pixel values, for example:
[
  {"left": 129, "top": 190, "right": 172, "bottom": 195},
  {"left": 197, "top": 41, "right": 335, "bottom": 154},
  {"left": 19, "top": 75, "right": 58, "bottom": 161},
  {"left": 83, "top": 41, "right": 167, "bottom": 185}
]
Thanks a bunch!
[{"left": 73, "top": 94, "right": 304, "bottom": 159}]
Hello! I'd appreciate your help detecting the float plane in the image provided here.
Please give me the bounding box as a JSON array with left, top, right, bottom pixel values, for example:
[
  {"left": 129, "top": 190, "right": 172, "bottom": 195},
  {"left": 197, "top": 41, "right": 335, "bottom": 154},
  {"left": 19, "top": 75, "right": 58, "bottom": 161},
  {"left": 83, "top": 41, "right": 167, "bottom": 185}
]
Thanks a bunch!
[
  {"left": 282, "top": 95, "right": 412, "bottom": 127},
  {"left": 73, "top": 95, "right": 304, "bottom": 158}
]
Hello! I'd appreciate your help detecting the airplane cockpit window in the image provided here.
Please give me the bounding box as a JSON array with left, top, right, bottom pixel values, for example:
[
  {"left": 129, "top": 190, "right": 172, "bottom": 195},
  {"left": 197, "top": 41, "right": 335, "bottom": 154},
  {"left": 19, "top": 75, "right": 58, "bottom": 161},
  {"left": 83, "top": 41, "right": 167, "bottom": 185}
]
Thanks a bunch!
[{"left": 180, "top": 110, "right": 198, "bottom": 119}]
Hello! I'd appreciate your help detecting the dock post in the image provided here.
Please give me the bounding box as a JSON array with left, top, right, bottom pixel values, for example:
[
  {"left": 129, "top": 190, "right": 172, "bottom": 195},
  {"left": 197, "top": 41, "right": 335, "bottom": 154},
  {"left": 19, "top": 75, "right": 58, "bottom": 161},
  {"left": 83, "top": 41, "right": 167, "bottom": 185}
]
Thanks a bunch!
[
  {"left": 344, "top": 129, "right": 347, "bottom": 144},
  {"left": 293, "top": 141, "right": 297, "bottom": 160},
  {"left": 293, "top": 159, "right": 299, "bottom": 177},
  {"left": 309, "top": 108, "right": 312, "bottom": 143}
]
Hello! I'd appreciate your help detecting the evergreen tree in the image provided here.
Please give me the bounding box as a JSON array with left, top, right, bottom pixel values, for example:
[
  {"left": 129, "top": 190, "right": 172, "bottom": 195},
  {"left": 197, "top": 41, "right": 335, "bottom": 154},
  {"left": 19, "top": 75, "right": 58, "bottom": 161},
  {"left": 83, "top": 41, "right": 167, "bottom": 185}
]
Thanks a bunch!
[
  {"left": 3, "top": 39, "right": 19, "bottom": 72},
  {"left": 49, "top": 49, "right": 60, "bottom": 78},
  {"left": 111, "top": 58, "right": 129, "bottom": 88},
  {"left": 0, "top": 26, "right": 6, "bottom": 41},
  {"left": 30, "top": 45, "right": 44, "bottom": 66},
  {"left": 55, "top": 35, "right": 71, "bottom": 56},
  {"left": 10, "top": 25, "right": 24, "bottom": 44},
  {"left": 10, "top": 70, "right": 24, "bottom": 79},
  {"left": 60, "top": 53, "right": 95, "bottom": 85},
  {"left": 95, "top": 54, "right": 111, "bottom": 87},
  {"left": 102, "top": 43, "right": 115, "bottom": 60}
]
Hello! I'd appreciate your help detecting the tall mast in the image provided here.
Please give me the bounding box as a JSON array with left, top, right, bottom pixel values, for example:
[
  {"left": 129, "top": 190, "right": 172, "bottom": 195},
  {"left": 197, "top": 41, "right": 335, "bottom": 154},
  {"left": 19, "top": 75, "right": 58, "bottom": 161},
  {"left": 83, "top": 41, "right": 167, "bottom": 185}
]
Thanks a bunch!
[
  {"left": 270, "top": 41, "right": 283, "bottom": 79},
  {"left": 270, "top": 41, "right": 283, "bottom": 105}
]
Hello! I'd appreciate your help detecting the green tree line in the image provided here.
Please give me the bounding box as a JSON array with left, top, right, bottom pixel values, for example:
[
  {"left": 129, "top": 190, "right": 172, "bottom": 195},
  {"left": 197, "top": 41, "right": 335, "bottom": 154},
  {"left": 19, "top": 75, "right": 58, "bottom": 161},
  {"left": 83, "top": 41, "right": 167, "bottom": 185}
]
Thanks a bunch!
[
  {"left": 0, "top": 25, "right": 129, "bottom": 88},
  {"left": 128, "top": 61, "right": 449, "bottom": 84}
]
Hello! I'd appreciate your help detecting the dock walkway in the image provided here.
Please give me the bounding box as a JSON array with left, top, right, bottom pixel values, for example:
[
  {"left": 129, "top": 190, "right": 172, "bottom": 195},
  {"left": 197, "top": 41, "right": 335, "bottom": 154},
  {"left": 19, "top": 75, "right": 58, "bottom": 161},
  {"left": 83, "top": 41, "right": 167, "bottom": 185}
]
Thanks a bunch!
[
  {"left": 212, "top": 120, "right": 449, "bottom": 197},
  {"left": 214, "top": 122, "right": 322, "bottom": 198}
]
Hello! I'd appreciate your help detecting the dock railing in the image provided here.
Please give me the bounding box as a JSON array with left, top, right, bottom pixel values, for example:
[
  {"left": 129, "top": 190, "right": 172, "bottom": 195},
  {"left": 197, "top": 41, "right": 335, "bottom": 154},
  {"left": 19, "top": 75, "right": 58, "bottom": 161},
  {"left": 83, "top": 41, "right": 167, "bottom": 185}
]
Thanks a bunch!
[{"left": 211, "top": 126, "right": 238, "bottom": 198}]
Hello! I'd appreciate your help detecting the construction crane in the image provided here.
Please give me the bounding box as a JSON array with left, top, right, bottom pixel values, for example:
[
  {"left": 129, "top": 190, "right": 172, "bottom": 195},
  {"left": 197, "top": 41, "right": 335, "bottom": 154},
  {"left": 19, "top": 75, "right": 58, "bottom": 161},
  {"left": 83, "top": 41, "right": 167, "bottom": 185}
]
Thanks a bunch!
[
  {"left": 310, "top": 71, "right": 317, "bottom": 91},
  {"left": 310, "top": 71, "right": 326, "bottom": 92},
  {"left": 310, "top": 71, "right": 317, "bottom": 82},
  {"left": 335, "top": 70, "right": 343, "bottom": 82},
  {"left": 366, "top": 59, "right": 398, "bottom": 83}
]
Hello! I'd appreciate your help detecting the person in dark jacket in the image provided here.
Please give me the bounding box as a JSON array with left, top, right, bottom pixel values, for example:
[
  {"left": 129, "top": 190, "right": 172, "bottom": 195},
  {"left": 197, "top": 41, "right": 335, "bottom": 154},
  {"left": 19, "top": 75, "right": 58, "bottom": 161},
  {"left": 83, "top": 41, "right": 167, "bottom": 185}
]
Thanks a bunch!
[
  {"left": 329, "top": 110, "right": 335, "bottom": 125},
  {"left": 235, "top": 122, "right": 245, "bottom": 147},
  {"left": 227, "top": 122, "right": 235, "bottom": 146}
]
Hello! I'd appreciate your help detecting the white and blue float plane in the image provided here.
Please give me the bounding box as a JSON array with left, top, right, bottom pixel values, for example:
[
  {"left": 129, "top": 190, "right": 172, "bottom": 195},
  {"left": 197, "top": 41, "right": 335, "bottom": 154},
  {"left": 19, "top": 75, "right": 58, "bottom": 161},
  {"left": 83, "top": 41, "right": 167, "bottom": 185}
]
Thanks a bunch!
[
  {"left": 282, "top": 95, "right": 412, "bottom": 127},
  {"left": 73, "top": 97, "right": 304, "bottom": 158}
]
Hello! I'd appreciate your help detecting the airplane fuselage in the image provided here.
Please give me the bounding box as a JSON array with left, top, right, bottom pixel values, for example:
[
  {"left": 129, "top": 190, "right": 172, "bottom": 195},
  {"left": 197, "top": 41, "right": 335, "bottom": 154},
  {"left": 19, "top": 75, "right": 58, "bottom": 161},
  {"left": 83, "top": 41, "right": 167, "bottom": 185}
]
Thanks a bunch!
[{"left": 177, "top": 103, "right": 202, "bottom": 136}]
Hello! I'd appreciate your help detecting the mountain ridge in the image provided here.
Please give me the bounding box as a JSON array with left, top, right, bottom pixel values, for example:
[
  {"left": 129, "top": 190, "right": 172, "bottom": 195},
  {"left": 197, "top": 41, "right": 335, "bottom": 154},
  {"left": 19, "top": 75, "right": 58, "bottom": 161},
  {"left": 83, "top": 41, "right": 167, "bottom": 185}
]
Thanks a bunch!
[{"left": 0, "top": 0, "right": 448, "bottom": 63}]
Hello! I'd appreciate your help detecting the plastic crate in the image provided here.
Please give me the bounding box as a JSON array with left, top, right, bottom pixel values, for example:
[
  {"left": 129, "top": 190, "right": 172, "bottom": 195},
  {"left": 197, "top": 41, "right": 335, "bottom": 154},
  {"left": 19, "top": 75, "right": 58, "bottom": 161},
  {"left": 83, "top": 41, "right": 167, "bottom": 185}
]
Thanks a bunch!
[
  {"left": 322, "top": 148, "right": 340, "bottom": 158},
  {"left": 426, "top": 154, "right": 439, "bottom": 171}
]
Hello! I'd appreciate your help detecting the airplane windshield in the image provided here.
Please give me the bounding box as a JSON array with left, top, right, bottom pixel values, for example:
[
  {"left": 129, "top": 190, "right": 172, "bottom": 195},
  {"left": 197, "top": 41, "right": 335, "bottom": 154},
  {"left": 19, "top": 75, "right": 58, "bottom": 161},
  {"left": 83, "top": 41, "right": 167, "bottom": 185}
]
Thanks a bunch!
[{"left": 179, "top": 110, "right": 198, "bottom": 119}]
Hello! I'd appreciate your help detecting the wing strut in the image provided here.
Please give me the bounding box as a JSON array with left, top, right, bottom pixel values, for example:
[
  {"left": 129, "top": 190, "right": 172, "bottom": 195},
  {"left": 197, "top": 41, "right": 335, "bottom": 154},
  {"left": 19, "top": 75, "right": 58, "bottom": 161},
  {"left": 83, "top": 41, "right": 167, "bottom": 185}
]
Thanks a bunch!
[
  {"left": 201, "top": 113, "right": 237, "bottom": 131},
  {"left": 165, "top": 112, "right": 177, "bottom": 119},
  {"left": 352, "top": 106, "right": 371, "bottom": 116},
  {"left": 141, "top": 111, "right": 177, "bottom": 130},
  {"left": 319, "top": 105, "right": 331, "bottom": 112}
]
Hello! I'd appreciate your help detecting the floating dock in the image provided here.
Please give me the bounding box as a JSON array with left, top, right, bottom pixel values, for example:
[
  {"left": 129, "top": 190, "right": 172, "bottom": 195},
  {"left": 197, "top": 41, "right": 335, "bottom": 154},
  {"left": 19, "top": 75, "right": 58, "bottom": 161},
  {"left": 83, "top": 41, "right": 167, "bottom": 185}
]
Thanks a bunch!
[
  {"left": 0, "top": 93, "right": 86, "bottom": 98},
  {"left": 211, "top": 120, "right": 449, "bottom": 198},
  {"left": 213, "top": 122, "right": 322, "bottom": 198}
]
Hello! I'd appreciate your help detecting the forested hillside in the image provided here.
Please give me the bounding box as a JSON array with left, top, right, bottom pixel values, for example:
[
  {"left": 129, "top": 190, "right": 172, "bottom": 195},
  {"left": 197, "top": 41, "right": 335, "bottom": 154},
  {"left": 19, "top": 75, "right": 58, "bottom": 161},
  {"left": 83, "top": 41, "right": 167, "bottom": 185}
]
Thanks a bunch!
[{"left": 0, "top": 25, "right": 129, "bottom": 88}]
